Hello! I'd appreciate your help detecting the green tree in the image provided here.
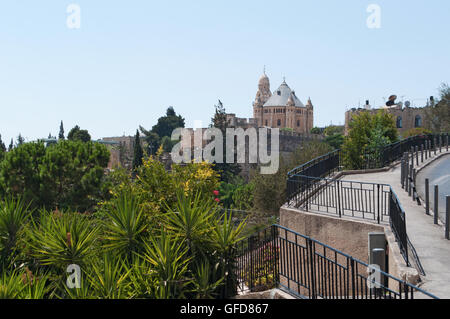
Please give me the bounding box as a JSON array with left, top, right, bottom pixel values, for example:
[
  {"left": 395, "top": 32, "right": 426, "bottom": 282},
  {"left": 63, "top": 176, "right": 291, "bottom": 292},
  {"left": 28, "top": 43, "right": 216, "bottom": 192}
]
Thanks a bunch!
[
  {"left": 8, "top": 139, "right": 13, "bottom": 152},
  {"left": 0, "top": 140, "right": 110, "bottom": 211},
  {"left": 140, "top": 107, "right": 185, "bottom": 155},
  {"left": 17, "top": 134, "right": 25, "bottom": 146},
  {"left": 132, "top": 130, "right": 144, "bottom": 171},
  {"left": 67, "top": 125, "right": 91, "bottom": 143},
  {"left": 252, "top": 141, "right": 332, "bottom": 214},
  {"left": 59, "top": 121, "right": 65, "bottom": 140},
  {"left": 342, "top": 110, "right": 398, "bottom": 169},
  {"left": 210, "top": 100, "right": 241, "bottom": 182},
  {"left": 424, "top": 83, "right": 450, "bottom": 133}
]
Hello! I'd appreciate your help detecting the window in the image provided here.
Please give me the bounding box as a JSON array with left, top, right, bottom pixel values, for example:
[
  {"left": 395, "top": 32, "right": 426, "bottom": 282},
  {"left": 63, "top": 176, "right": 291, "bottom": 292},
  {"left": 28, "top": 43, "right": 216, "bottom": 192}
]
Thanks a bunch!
[
  {"left": 415, "top": 115, "right": 422, "bottom": 128},
  {"left": 396, "top": 116, "right": 402, "bottom": 128},
  {"left": 265, "top": 120, "right": 268, "bottom": 126},
  {"left": 297, "top": 120, "right": 300, "bottom": 127},
  {"left": 277, "top": 119, "right": 281, "bottom": 126}
]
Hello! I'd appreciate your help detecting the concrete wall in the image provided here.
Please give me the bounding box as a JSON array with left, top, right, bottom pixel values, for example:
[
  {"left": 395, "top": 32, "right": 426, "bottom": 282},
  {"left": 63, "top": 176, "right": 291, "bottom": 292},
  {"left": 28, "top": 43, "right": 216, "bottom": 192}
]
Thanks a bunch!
[{"left": 279, "top": 206, "right": 419, "bottom": 290}]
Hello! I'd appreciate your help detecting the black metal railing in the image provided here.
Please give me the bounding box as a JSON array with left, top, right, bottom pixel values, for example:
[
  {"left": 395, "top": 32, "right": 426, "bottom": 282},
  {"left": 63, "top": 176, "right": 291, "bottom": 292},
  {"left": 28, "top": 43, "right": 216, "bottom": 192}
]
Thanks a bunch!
[
  {"left": 363, "top": 133, "right": 449, "bottom": 170},
  {"left": 288, "top": 175, "right": 391, "bottom": 224},
  {"left": 236, "top": 225, "right": 438, "bottom": 299},
  {"left": 388, "top": 190, "right": 409, "bottom": 265}
]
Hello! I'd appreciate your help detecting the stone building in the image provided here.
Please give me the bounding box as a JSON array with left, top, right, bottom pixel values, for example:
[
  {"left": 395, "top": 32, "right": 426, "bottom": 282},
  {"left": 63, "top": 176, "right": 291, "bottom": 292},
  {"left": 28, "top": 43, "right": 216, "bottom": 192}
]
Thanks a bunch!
[
  {"left": 344, "top": 103, "right": 430, "bottom": 136},
  {"left": 226, "top": 71, "right": 314, "bottom": 134},
  {"left": 252, "top": 72, "right": 314, "bottom": 134}
]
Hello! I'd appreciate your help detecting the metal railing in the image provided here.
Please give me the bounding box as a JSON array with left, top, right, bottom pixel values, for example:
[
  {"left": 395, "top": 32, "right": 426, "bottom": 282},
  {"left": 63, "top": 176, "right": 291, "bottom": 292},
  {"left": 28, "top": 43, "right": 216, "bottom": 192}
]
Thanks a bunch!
[
  {"left": 236, "top": 225, "right": 438, "bottom": 299},
  {"left": 288, "top": 175, "right": 391, "bottom": 224}
]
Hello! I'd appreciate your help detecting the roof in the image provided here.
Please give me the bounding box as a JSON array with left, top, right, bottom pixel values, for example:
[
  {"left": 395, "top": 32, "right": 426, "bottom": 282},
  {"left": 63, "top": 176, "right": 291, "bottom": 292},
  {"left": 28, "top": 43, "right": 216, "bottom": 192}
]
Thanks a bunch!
[{"left": 263, "top": 81, "right": 305, "bottom": 107}]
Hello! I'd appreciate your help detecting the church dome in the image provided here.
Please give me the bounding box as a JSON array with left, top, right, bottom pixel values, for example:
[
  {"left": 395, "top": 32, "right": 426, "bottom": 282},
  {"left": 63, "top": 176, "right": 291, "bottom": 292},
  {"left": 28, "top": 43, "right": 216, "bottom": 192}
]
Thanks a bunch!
[{"left": 263, "top": 80, "right": 305, "bottom": 108}]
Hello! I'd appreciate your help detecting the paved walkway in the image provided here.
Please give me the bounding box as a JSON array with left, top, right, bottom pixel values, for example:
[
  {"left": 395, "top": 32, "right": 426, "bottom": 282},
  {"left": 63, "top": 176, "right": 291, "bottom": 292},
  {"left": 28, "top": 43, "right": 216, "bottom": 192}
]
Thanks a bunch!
[{"left": 339, "top": 150, "right": 450, "bottom": 298}]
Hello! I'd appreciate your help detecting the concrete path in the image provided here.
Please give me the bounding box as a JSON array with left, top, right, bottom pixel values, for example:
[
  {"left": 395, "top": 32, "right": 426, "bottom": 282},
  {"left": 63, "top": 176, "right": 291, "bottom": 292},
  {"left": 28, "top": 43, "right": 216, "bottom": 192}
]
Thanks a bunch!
[{"left": 338, "top": 150, "right": 450, "bottom": 298}]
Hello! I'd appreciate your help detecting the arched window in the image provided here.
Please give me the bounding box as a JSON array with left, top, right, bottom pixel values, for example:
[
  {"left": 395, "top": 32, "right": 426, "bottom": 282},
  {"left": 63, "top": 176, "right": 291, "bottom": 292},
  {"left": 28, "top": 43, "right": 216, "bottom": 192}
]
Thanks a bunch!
[
  {"left": 396, "top": 116, "right": 402, "bottom": 128},
  {"left": 415, "top": 115, "right": 422, "bottom": 128}
]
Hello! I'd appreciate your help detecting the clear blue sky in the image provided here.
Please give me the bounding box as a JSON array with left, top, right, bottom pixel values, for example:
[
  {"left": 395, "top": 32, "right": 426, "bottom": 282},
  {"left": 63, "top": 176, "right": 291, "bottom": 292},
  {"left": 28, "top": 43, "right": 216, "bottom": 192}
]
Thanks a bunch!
[{"left": 1, "top": 0, "right": 449, "bottom": 144}]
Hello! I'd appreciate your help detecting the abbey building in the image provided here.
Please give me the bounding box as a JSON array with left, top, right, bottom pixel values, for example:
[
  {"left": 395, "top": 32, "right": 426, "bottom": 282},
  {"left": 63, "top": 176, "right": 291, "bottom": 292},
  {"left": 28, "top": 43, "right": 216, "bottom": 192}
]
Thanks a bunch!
[{"left": 226, "top": 71, "right": 314, "bottom": 134}]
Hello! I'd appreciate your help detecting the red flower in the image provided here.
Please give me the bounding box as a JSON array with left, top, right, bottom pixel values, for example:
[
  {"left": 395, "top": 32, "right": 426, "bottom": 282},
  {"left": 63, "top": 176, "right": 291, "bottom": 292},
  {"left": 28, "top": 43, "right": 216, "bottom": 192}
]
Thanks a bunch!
[
  {"left": 214, "top": 198, "right": 220, "bottom": 203},
  {"left": 213, "top": 190, "right": 219, "bottom": 196}
]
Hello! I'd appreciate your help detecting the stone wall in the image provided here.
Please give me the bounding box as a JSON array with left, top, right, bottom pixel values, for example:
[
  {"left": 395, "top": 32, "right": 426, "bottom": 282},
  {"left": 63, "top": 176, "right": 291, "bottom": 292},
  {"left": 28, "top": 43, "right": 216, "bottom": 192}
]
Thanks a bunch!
[{"left": 345, "top": 106, "right": 430, "bottom": 136}]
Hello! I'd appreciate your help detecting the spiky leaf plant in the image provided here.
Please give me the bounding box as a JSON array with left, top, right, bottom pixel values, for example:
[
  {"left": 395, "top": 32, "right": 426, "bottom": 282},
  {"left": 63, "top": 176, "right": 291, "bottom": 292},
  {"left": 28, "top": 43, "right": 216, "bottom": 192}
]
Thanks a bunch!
[
  {"left": 102, "top": 192, "right": 148, "bottom": 261},
  {"left": 0, "top": 196, "right": 32, "bottom": 268},
  {"left": 143, "top": 232, "right": 191, "bottom": 299},
  {"left": 27, "top": 210, "right": 99, "bottom": 271}
]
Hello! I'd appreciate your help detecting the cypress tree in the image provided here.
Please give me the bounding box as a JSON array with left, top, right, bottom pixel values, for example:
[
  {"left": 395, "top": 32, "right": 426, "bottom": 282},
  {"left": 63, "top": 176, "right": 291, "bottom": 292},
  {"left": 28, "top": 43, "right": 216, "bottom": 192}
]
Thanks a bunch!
[
  {"left": 8, "top": 139, "right": 13, "bottom": 151},
  {"left": 0, "top": 134, "right": 6, "bottom": 153},
  {"left": 59, "top": 121, "right": 65, "bottom": 140},
  {"left": 132, "top": 129, "right": 144, "bottom": 170}
]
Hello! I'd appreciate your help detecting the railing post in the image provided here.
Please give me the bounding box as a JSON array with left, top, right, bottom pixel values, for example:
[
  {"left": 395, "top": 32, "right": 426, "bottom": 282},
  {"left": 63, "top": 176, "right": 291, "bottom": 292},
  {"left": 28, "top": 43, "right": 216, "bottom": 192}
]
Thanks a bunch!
[
  {"left": 337, "top": 180, "right": 342, "bottom": 218},
  {"left": 307, "top": 239, "right": 316, "bottom": 299},
  {"left": 446, "top": 196, "right": 450, "bottom": 240},
  {"left": 434, "top": 185, "right": 439, "bottom": 225},
  {"left": 412, "top": 169, "right": 417, "bottom": 201},
  {"left": 350, "top": 258, "right": 356, "bottom": 299},
  {"left": 421, "top": 144, "right": 424, "bottom": 163},
  {"left": 425, "top": 141, "right": 428, "bottom": 160},
  {"left": 433, "top": 137, "right": 437, "bottom": 156},
  {"left": 447, "top": 133, "right": 448, "bottom": 152},
  {"left": 377, "top": 184, "right": 380, "bottom": 224},
  {"left": 425, "top": 178, "right": 430, "bottom": 215},
  {"left": 401, "top": 158, "right": 405, "bottom": 189},
  {"left": 415, "top": 146, "right": 419, "bottom": 166}
]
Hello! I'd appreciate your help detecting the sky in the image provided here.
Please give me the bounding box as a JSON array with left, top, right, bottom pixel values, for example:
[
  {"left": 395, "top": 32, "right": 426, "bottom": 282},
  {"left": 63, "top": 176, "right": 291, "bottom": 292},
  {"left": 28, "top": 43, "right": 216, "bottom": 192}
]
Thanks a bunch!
[{"left": 0, "top": 0, "right": 449, "bottom": 144}]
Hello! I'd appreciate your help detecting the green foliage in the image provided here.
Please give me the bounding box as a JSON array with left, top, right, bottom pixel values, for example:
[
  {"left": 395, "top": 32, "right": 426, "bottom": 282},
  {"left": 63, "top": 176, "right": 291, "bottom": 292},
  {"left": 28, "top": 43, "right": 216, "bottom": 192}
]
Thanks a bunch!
[
  {"left": 219, "top": 177, "right": 254, "bottom": 210},
  {"left": 0, "top": 140, "right": 110, "bottom": 211},
  {"left": 342, "top": 110, "right": 398, "bottom": 169},
  {"left": 132, "top": 130, "right": 144, "bottom": 171},
  {"left": 324, "top": 133, "right": 344, "bottom": 150},
  {"left": 252, "top": 141, "right": 332, "bottom": 214},
  {"left": 0, "top": 197, "right": 32, "bottom": 268},
  {"left": 323, "top": 125, "right": 344, "bottom": 137},
  {"left": 140, "top": 107, "right": 185, "bottom": 155},
  {"left": 26, "top": 211, "right": 99, "bottom": 271},
  {"left": 143, "top": 232, "right": 191, "bottom": 299},
  {"left": 210, "top": 100, "right": 241, "bottom": 182},
  {"left": 102, "top": 192, "right": 147, "bottom": 260},
  {"left": 67, "top": 125, "right": 91, "bottom": 143},
  {"left": 59, "top": 121, "right": 65, "bottom": 140},
  {"left": 424, "top": 83, "right": 450, "bottom": 133},
  {"left": 402, "top": 127, "right": 432, "bottom": 138},
  {"left": 0, "top": 270, "right": 49, "bottom": 299},
  {"left": 310, "top": 127, "right": 323, "bottom": 134}
]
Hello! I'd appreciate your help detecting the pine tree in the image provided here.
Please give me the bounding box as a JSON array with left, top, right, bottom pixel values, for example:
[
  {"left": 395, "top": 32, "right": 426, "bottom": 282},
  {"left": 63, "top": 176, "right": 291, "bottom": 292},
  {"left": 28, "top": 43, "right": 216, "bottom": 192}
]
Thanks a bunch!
[
  {"left": 210, "top": 100, "right": 241, "bottom": 182},
  {"left": 59, "top": 121, "right": 65, "bottom": 140},
  {"left": 132, "top": 129, "right": 144, "bottom": 171},
  {"left": 8, "top": 139, "right": 13, "bottom": 151},
  {"left": 17, "top": 134, "right": 25, "bottom": 146},
  {"left": 0, "top": 134, "right": 6, "bottom": 153}
]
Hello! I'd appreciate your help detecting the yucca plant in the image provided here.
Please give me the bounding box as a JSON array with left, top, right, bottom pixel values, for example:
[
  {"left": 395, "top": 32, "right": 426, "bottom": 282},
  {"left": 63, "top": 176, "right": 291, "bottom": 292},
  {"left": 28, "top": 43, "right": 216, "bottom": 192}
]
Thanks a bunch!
[
  {"left": 0, "top": 196, "right": 33, "bottom": 268},
  {"left": 143, "top": 232, "right": 191, "bottom": 299},
  {"left": 102, "top": 192, "right": 148, "bottom": 261},
  {"left": 164, "top": 191, "right": 215, "bottom": 258},
  {"left": 211, "top": 211, "right": 246, "bottom": 298},
  {"left": 125, "top": 257, "right": 158, "bottom": 299},
  {"left": 87, "top": 253, "right": 131, "bottom": 299},
  {"left": 0, "top": 270, "right": 25, "bottom": 299},
  {"left": 0, "top": 269, "right": 48, "bottom": 299},
  {"left": 27, "top": 210, "right": 99, "bottom": 271},
  {"left": 191, "top": 261, "right": 224, "bottom": 299}
]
